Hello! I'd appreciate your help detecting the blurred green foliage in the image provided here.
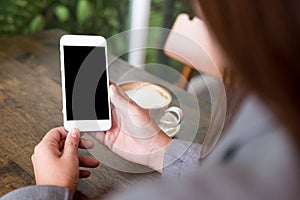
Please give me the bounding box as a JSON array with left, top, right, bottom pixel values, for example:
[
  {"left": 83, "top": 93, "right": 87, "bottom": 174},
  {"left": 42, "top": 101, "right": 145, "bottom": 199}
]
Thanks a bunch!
[
  {"left": 0, "top": 0, "right": 191, "bottom": 37},
  {"left": 0, "top": 0, "right": 130, "bottom": 38},
  {"left": 0, "top": 0, "right": 50, "bottom": 35},
  {"left": 0, "top": 0, "right": 193, "bottom": 83}
]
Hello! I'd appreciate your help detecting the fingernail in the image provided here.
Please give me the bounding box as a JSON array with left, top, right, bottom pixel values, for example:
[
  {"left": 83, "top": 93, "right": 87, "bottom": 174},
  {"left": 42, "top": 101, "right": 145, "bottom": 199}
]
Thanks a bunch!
[{"left": 70, "top": 128, "right": 78, "bottom": 138}]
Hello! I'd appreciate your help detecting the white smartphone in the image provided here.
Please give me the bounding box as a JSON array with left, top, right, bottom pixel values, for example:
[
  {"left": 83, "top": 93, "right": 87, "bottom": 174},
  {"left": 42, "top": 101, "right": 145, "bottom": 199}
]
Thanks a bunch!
[{"left": 60, "top": 35, "right": 111, "bottom": 131}]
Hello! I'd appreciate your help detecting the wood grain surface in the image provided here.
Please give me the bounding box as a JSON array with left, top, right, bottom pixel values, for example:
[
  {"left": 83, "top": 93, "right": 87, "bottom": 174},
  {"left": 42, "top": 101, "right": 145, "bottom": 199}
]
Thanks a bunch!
[{"left": 0, "top": 30, "right": 211, "bottom": 199}]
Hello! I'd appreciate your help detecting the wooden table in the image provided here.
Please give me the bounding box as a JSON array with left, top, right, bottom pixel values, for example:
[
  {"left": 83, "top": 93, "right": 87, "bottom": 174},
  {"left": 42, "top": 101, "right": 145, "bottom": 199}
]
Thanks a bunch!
[{"left": 0, "top": 30, "right": 211, "bottom": 199}]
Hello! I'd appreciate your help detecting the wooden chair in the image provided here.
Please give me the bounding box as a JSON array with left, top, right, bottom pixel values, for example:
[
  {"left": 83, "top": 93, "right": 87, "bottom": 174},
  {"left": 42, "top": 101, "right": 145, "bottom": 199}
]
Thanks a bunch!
[
  {"left": 164, "top": 14, "right": 224, "bottom": 89},
  {"left": 164, "top": 14, "right": 245, "bottom": 157}
]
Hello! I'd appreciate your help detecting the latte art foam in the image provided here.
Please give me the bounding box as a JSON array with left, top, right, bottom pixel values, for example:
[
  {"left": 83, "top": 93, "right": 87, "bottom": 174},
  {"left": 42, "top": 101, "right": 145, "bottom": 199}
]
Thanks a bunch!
[{"left": 125, "top": 87, "right": 168, "bottom": 109}]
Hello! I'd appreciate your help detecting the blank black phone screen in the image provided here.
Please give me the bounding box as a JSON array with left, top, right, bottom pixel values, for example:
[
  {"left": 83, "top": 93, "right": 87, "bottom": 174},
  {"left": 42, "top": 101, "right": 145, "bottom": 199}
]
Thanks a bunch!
[{"left": 63, "top": 46, "right": 109, "bottom": 120}]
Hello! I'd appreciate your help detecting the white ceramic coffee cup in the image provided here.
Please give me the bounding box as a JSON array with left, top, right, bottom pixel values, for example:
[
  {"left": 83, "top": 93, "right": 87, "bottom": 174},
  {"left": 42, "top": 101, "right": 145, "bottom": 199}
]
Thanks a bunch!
[{"left": 118, "top": 81, "right": 183, "bottom": 129}]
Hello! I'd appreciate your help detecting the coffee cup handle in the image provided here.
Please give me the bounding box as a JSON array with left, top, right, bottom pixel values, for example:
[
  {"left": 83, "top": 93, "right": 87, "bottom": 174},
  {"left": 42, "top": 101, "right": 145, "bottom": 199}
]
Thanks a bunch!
[{"left": 160, "top": 107, "right": 183, "bottom": 127}]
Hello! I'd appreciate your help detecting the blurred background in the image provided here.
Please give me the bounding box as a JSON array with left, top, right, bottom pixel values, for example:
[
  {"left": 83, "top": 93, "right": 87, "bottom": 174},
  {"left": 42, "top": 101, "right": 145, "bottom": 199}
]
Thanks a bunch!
[{"left": 0, "top": 0, "right": 196, "bottom": 83}]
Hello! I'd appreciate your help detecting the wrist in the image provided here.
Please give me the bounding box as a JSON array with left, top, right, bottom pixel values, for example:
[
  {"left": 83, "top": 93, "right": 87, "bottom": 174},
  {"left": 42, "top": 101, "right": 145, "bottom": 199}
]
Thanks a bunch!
[{"left": 147, "top": 130, "right": 171, "bottom": 172}]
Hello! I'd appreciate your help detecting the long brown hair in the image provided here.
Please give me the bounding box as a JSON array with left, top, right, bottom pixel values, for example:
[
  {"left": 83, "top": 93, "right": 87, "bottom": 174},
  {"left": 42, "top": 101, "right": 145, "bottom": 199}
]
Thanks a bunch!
[{"left": 197, "top": 0, "right": 300, "bottom": 148}]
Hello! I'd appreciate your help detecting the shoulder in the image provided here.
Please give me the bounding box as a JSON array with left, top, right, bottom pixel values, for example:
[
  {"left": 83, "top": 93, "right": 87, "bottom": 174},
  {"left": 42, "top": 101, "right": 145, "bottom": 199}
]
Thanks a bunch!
[{"left": 202, "top": 96, "right": 300, "bottom": 199}]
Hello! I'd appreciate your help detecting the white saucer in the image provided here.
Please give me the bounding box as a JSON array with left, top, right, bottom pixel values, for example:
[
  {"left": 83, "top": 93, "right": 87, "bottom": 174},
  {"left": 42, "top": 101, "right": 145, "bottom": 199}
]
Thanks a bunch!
[
  {"left": 158, "top": 112, "right": 181, "bottom": 137},
  {"left": 160, "top": 123, "right": 181, "bottom": 137}
]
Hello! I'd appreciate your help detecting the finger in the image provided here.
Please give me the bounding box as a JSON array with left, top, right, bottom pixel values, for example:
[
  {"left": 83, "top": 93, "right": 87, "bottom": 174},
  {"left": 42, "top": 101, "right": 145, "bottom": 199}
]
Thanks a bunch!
[
  {"left": 78, "top": 156, "right": 99, "bottom": 168},
  {"left": 89, "top": 131, "right": 106, "bottom": 143},
  {"left": 36, "top": 127, "right": 67, "bottom": 156},
  {"left": 42, "top": 127, "right": 68, "bottom": 144},
  {"left": 115, "top": 84, "right": 130, "bottom": 100},
  {"left": 110, "top": 102, "right": 115, "bottom": 110},
  {"left": 79, "top": 138, "right": 94, "bottom": 149},
  {"left": 59, "top": 138, "right": 66, "bottom": 151},
  {"left": 110, "top": 84, "right": 131, "bottom": 108},
  {"left": 62, "top": 128, "right": 80, "bottom": 158},
  {"left": 79, "top": 170, "right": 91, "bottom": 178}
]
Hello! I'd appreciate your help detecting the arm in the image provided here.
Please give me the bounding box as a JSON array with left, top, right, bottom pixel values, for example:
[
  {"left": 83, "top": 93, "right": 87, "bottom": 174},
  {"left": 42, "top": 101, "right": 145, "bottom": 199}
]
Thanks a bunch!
[
  {"left": 106, "top": 127, "right": 297, "bottom": 200},
  {"left": 162, "top": 139, "right": 202, "bottom": 179},
  {"left": 0, "top": 185, "right": 70, "bottom": 200}
]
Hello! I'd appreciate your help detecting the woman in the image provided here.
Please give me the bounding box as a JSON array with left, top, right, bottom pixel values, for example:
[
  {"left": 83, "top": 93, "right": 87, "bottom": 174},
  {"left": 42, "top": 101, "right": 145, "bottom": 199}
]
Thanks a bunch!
[{"left": 1, "top": 0, "right": 300, "bottom": 199}]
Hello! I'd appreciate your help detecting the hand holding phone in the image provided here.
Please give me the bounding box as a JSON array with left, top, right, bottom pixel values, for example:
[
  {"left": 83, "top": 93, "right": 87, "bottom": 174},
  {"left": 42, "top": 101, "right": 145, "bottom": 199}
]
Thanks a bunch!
[{"left": 60, "top": 35, "right": 111, "bottom": 131}]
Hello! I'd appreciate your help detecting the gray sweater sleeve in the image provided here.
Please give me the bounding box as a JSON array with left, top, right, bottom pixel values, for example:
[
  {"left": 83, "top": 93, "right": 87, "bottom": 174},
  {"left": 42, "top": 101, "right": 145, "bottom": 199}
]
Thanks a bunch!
[
  {"left": 162, "top": 139, "right": 202, "bottom": 179},
  {"left": 0, "top": 185, "right": 70, "bottom": 200}
]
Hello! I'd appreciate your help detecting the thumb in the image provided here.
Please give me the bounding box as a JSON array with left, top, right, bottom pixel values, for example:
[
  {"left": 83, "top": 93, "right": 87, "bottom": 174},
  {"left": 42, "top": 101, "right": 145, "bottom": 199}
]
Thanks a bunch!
[
  {"left": 63, "top": 128, "right": 80, "bottom": 158},
  {"left": 110, "top": 84, "right": 131, "bottom": 108}
]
